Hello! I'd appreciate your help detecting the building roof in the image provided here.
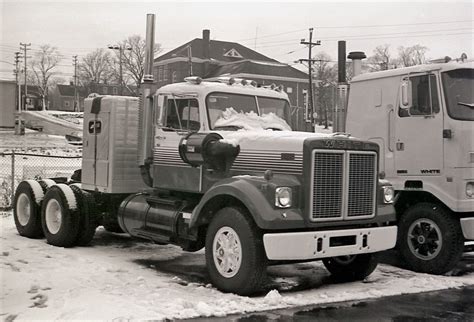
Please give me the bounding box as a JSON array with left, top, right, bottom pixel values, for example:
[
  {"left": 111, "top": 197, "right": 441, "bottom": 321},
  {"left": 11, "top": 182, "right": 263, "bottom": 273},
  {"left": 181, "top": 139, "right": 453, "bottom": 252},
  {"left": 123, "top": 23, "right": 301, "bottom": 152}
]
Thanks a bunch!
[
  {"left": 207, "top": 60, "right": 308, "bottom": 81},
  {"left": 57, "top": 84, "right": 76, "bottom": 96},
  {"left": 155, "top": 38, "right": 278, "bottom": 64}
]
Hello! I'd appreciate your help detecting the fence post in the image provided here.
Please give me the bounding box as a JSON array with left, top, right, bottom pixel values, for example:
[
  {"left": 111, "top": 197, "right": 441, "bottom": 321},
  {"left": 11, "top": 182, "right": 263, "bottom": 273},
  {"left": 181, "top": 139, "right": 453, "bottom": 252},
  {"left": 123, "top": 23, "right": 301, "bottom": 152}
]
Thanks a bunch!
[{"left": 11, "top": 150, "right": 15, "bottom": 207}]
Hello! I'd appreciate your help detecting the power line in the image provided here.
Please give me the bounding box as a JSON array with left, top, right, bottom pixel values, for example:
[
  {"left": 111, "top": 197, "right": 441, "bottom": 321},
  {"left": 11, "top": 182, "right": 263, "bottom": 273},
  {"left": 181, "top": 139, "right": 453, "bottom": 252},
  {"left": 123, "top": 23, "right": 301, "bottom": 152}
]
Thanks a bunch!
[{"left": 235, "top": 19, "right": 473, "bottom": 42}]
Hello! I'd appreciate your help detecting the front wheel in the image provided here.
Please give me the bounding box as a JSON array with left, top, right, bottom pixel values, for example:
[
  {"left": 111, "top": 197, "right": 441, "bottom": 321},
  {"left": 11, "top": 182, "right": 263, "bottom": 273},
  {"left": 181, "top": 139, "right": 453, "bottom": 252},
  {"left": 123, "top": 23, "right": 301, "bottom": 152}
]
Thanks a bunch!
[
  {"left": 398, "top": 203, "right": 463, "bottom": 274},
  {"left": 323, "top": 253, "right": 378, "bottom": 281},
  {"left": 205, "top": 207, "right": 267, "bottom": 295}
]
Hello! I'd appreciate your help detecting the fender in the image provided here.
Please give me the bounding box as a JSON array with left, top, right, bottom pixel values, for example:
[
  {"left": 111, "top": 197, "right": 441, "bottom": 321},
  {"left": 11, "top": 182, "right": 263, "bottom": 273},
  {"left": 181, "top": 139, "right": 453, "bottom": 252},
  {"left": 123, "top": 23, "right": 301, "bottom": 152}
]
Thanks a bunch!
[{"left": 190, "top": 176, "right": 304, "bottom": 230}]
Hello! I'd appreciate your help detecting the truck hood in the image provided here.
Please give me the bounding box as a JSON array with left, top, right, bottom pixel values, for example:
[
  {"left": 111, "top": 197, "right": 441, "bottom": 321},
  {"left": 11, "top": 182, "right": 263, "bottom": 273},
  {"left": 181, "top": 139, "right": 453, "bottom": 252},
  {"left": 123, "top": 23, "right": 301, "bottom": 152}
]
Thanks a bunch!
[{"left": 217, "top": 130, "right": 333, "bottom": 153}]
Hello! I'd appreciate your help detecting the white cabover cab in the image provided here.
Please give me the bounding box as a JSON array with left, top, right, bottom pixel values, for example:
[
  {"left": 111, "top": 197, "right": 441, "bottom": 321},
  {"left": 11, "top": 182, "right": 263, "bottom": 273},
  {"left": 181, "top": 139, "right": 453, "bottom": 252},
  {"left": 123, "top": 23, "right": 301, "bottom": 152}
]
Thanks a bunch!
[{"left": 81, "top": 95, "right": 147, "bottom": 193}]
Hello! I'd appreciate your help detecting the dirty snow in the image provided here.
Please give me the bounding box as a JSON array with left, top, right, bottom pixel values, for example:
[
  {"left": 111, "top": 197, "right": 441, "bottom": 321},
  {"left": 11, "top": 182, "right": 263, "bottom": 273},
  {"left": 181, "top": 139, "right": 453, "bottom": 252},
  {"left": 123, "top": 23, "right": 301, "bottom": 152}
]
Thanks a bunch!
[
  {"left": 214, "top": 108, "right": 292, "bottom": 131},
  {"left": 1, "top": 213, "right": 473, "bottom": 321}
]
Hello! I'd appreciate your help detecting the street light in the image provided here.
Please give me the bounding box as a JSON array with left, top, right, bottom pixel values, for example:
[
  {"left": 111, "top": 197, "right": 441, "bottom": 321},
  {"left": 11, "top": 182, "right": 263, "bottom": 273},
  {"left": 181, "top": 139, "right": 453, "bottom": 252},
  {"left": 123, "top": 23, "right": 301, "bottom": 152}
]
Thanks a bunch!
[{"left": 107, "top": 44, "right": 132, "bottom": 95}]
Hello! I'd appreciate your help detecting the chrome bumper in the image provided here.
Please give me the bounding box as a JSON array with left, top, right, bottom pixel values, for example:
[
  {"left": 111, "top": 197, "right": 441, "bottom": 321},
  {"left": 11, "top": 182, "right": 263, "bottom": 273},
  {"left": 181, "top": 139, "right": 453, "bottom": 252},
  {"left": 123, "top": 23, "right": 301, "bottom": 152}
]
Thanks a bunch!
[
  {"left": 461, "top": 218, "right": 474, "bottom": 239},
  {"left": 263, "top": 226, "right": 397, "bottom": 261}
]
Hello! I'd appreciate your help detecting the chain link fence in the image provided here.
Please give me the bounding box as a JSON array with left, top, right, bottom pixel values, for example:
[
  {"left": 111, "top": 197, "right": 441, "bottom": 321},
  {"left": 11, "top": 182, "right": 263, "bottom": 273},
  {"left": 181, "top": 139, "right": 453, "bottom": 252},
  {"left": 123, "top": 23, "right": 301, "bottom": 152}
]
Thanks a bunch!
[{"left": 0, "top": 152, "right": 82, "bottom": 209}]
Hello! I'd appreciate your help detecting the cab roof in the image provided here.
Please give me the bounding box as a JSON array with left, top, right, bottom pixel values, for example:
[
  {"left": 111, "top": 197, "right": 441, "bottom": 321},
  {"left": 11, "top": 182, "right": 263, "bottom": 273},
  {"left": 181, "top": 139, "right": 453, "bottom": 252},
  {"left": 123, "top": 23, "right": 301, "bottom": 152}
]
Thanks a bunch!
[
  {"left": 156, "top": 80, "right": 290, "bottom": 100},
  {"left": 351, "top": 61, "right": 473, "bottom": 83}
]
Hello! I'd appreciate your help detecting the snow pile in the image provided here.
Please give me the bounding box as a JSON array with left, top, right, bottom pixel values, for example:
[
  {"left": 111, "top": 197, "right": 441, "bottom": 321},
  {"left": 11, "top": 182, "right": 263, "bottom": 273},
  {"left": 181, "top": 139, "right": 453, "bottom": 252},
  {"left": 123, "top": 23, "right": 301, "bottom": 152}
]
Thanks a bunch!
[
  {"left": 1, "top": 213, "right": 473, "bottom": 321},
  {"left": 219, "top": 138, "right": 240, "bottom": 147},
  {"left": 214, "top": 108, "right": 292, "bottom": 131}
]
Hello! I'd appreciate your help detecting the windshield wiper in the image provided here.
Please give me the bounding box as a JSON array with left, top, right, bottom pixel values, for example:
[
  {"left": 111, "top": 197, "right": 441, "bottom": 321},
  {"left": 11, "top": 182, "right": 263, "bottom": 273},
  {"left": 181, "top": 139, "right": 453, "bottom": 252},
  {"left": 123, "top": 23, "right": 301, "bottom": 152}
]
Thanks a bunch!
[{"left": 457, "top": 102, "right": 474, "bottom": 108}]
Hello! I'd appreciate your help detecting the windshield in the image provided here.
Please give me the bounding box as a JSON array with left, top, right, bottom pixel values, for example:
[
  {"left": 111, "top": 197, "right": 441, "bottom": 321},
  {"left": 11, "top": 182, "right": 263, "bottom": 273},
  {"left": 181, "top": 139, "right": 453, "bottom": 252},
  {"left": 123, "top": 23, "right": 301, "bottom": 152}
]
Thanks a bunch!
[
  {"left": 441, "top": 68, "right": 474, "bottom": 121},
  {"left": 206, "top": 92, "right": 292, "bottom": 130}
]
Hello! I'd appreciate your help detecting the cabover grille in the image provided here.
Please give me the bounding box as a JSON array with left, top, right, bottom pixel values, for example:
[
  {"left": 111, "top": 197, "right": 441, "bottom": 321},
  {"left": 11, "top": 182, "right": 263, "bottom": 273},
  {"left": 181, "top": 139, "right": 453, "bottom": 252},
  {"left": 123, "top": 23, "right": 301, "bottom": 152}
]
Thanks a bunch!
[{"left": 310, "top": 150, "right": 376, "bottom": 222}]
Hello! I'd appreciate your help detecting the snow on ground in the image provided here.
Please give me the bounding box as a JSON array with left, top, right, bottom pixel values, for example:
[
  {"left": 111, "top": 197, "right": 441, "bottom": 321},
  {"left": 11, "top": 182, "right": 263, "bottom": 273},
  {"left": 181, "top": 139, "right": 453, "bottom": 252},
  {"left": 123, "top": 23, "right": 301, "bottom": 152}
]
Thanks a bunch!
[{"left": 1, "top": 213, "right": 473, "bottom": 321}]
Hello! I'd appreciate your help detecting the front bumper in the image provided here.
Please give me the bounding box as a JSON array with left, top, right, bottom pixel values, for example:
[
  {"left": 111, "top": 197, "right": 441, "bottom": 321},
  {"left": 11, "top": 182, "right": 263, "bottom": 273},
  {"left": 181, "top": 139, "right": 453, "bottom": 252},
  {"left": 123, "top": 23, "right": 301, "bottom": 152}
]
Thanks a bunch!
[
  {"left": 263, "top": 226, "right": 397, "bottom": 260},
  {"left": 461, "top": 218, "right": 474, "bottom": 240}
]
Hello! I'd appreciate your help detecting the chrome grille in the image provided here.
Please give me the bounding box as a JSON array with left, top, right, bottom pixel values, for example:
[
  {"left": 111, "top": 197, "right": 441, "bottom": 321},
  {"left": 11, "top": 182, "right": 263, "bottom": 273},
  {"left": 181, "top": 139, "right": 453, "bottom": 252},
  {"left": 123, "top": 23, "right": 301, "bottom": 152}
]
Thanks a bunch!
[
  {"left": 311, "top": 152, "right": 344, "bottom": 220},
  {"left": 310, "top": 150, "right": 376, "bottom": 222},
  {"left": 348, "top": 153, "right": 376, "bottom": 217}
]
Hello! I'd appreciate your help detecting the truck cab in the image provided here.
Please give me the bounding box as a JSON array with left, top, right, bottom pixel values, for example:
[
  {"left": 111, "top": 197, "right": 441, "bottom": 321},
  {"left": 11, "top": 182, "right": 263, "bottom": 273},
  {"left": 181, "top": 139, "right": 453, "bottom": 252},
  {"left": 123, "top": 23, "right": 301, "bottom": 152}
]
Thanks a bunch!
[{"left": 346, "top": 61, "right": 473, "bottom": 274}]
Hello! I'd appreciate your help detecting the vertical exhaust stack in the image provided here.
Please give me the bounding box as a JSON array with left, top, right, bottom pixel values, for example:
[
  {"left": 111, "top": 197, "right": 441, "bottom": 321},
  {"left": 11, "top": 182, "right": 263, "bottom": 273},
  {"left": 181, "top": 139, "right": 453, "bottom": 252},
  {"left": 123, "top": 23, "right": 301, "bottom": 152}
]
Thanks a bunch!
[
  {"left": 334, "top": 41, "right": 348, "bottom": 133},
  {"left": 348, "top": 51, "right": 367, "bottom": 77},
  {"left": 137, "top": 13, "right": 156, "bottom": 186}
]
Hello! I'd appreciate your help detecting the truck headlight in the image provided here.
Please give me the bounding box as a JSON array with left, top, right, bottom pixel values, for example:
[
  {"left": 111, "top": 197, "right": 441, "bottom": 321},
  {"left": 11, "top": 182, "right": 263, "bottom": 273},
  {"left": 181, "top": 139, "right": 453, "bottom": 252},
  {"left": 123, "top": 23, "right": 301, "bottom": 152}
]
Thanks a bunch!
[
  {"left": 275, "top": 187, "right": 292, "bottom": 208},
  {"left": 383, "top": 186, "right": 395, "bottom": 204},
  {"left": 467, "top": 182, "right": 474, "bottom": 198}
]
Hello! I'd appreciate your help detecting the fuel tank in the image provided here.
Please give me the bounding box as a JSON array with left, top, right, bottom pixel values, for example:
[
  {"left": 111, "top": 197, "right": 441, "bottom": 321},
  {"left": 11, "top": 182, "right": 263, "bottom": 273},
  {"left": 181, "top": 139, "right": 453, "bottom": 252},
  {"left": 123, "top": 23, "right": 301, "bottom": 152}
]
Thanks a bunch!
[{"left": 117, "top": 193, "right": 184, "bottom": 241}]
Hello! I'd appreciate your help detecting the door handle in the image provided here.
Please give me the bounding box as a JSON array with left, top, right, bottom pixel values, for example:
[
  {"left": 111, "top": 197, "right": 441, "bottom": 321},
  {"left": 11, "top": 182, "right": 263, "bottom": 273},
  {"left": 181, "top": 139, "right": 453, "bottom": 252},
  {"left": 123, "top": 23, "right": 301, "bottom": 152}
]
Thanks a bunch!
[{"left": 396, "top": 142, "right": 404, "bottom": 151}]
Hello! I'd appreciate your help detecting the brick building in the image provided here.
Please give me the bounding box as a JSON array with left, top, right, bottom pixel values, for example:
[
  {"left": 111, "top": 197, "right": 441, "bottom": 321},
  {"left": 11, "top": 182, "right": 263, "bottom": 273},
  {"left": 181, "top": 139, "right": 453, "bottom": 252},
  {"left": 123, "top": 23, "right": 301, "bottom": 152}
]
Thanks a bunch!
[{"left": 153, "top": 30, "right": 310, "bottom": 110}]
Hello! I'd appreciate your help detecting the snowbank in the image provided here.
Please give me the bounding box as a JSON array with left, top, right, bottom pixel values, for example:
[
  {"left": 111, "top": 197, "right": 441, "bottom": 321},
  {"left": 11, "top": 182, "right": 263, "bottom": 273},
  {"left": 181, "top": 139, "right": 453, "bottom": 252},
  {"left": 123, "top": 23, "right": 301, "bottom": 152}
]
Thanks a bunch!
[{"left": 1, "top": 213, "right": 473, "bottom": 320}]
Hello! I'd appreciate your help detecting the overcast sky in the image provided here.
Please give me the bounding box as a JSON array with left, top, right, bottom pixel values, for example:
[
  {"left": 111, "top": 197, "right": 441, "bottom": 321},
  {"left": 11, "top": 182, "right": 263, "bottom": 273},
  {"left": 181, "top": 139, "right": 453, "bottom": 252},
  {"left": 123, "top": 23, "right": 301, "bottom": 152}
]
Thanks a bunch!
[{"left": 1, "top": 0, "right": 472, "bottom": 80}]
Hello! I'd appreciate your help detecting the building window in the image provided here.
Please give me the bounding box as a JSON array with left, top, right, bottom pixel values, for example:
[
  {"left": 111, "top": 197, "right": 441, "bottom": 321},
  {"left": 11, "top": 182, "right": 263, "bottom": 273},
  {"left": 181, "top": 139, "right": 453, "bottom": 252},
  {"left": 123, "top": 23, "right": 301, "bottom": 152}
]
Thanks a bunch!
[
  {"left": 113, "top": 87, "right": 118, "bottom": 95},
  {"left": 172, "top": 71, "right": 178, "bottom": 83},
  {"left": 103, "top": 86, "right": 108, "bottom": 94},
  {"left": 158, "top": 66, "right": 163, "bottom": 81},
  {"left": 286, "top": 87, "right": 293, "bottom": 94},
  {"left": 163, "top": 65, "right": 168, "bottom": 81}
]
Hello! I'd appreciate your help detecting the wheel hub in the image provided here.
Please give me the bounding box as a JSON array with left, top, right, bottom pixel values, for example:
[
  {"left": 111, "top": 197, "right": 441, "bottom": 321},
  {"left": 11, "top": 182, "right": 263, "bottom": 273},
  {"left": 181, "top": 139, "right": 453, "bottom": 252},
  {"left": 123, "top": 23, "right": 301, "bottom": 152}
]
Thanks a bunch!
[
  {"left": 408, "top": 218, "right": 442, "bottom": 260},
  {"left": 45, "top": 199, "right": 62, "bottom": 234},
  {"left": 213, "top": 226, "right": 242, "bottom": 278},
  {"left": 16, "top": 193, "right": 31, "bottom": 226}
]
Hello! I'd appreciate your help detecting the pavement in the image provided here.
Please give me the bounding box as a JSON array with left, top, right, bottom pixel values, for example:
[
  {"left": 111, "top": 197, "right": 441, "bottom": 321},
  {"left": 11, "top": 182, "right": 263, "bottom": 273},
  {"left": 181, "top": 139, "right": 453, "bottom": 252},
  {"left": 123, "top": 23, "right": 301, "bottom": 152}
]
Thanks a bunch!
[{"left": 187, "top": 250, "right": 474, "bottom": 321}]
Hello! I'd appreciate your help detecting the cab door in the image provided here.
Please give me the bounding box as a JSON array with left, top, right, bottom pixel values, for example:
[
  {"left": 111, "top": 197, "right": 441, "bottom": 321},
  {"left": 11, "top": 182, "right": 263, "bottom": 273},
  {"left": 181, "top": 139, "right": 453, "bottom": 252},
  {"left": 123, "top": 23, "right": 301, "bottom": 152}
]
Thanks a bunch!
[
  {"left": 394, "top": 73, "right": 444, "bottom": 177},
  {"left": 153, "top": 95, "right": 202, "bottom": 192}
]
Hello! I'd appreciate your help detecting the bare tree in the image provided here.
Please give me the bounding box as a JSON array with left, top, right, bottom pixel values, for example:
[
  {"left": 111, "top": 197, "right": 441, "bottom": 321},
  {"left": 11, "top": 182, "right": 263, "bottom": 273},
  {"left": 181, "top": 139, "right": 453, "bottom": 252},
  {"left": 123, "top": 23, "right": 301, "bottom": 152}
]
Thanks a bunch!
[
  {"left": 367, "top": 44, "right": 395, "bottom": 71},
  {"left": 313, "top": 52, "right": 337, "bottom": 128},
  {"left": 111, "top": 35, "right": 161, "bottom": 95},
  {"left": 398, "top": 45, "right": 429, "bottom": 67},
  {"left": 79, "top": 49, "right": 113, "bottom": 92},
  {"left": 29, "top": 44, "right": 61, "bottom": 110}
]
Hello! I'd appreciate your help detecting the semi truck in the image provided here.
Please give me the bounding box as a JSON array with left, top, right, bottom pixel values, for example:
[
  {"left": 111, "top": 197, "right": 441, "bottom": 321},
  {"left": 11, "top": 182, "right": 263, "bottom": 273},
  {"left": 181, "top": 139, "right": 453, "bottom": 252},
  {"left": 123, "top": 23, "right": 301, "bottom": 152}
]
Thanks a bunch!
[
  {"left": 344, "top": 54, "right": 473, "bottom": 274},
  {"left": 12, "top": 14, "right": 398, "bottom": 295}
]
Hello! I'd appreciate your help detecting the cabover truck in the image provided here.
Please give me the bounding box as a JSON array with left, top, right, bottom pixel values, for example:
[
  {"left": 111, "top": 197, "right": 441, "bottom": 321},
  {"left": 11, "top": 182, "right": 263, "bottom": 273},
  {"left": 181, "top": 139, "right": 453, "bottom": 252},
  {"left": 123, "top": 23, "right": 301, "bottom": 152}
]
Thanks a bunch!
[
  {"left": 345, "top": 56, "right": 473, "bottom": 274},
  {"left": 12, "top": 14, "right": 397, "bottom": 295}
]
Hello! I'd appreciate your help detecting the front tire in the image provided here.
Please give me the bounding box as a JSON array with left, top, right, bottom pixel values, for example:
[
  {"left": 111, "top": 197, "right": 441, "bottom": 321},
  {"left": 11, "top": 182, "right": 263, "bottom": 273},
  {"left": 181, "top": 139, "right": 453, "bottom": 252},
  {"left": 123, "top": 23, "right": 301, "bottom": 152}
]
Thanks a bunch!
[
  {"left": 205, "top": 207, "right": 266, "bottom": 295},
  {"left": 41, "top": 184, "right": 80, "bottom": 247},
  {"left": 13, "top": 180, "right": 44, "bottom": 238},
  {"left": 398, "top": 203, "right": 463, "bottom": 274},
  {"left": 323, "top": 253, "right": 378, "bottom": 281}
]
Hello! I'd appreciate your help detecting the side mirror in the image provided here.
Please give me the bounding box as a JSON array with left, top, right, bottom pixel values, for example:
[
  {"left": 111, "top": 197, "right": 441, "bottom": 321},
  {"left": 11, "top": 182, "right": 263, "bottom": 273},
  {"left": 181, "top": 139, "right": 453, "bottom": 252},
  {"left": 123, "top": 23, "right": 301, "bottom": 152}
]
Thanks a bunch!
[{"left": 400, "top": 79, "right": 412, "bottom": 110}]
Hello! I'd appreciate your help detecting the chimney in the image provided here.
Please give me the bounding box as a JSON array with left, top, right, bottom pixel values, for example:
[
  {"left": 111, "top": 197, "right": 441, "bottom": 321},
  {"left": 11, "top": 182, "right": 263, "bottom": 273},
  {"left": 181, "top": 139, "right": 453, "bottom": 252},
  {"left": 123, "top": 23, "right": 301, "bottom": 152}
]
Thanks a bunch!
[
  {"left": 337, "top": 41, "right": 346, "bottom": 83},
  {"left": 203, "top": 29, "right": 210, "bottom": 59},
  {"left": 348, "top": 51, "right": 367, "bottom": 77}
]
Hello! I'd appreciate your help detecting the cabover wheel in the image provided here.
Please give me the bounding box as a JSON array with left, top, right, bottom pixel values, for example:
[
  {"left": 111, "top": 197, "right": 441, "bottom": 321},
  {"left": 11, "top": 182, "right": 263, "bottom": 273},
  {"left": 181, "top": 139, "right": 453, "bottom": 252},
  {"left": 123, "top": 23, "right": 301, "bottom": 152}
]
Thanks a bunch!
[
  {"left": 323, "top": 253, "right": 378, "bottom": 281},
  {"left": 205, "top": 207, "right": 266, "bottom": 295},
  {"left": 103, "top": 197, "right": 124, "bottom": 233},
  {"left": 398, "top": 202, "right": 463, "bottom": 274},
  {"left": 41, "top": 184, "right": 81, "bottom": 247},
  {"left": 70, "top": 185, "right": 99, "bottom": 246},
  {"left": 13, "top": 180, "right": 44, "bottom": 238}
]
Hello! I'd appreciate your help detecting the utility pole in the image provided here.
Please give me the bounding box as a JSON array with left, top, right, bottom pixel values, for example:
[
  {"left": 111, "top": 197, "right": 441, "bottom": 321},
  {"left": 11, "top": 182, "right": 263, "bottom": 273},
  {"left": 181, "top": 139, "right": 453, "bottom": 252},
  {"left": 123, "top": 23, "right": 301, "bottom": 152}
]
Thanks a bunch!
[
  {"left": 108, "top": 44, "right": 132, "bottom": 95},
  {"left": 14, "top": 52, "right": 21, "bottom": 113},
  {"left": 20, "top": 43, "right": 31, "bottom": 111},
  {"left": 299, "top": 28, "right": 321, "bottom": 132},
  {"left": 72, "top": 55, "right": 78, "bottom": 111}
]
